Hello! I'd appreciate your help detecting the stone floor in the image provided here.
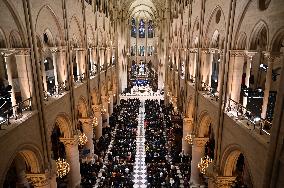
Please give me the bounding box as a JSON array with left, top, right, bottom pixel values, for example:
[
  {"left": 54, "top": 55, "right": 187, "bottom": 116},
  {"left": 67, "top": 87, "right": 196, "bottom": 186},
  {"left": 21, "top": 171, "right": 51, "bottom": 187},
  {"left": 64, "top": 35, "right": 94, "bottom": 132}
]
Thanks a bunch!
[{"left": 132, "top": 101, "right": 148, "bottom": 188}]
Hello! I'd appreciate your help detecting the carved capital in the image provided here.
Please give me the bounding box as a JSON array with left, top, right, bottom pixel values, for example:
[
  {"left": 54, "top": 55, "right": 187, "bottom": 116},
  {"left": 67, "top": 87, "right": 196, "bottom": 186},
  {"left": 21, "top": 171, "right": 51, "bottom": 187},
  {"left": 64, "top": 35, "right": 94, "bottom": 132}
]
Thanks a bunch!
[
  {"left": 193, "top": 137, "right": 209, "bottom": 147},
  {"left": 183, "top": 118, "right": 192, "bottom": 125},
  {"left": 15, "top": 48, "right": 31, "bottom": 56},
  {"left": 26, "top": 173, "right": 48, "bottom": 187},
  {"left": 60, "top": 137, "right": 78, "bottom": 146},
  {"left": 92, "top": 104, "right": 101, "bottom": 113},
  {"left": 230, "top": 50, "right": 246, "bottom": 57},
  {"left": 245, "top": 50, "right": 258, "bottom": 60},
  {"left": 78, "top": 117, "right": 92, "bottom": 125},
  {"left": 189, "top": 48, "right": 198, "bottom": 53},
  {"left": 50, "top": 47, "right": 65, "bottom": 53},
  {"left": 0, "top": 48, "right": 17, "bottom": 57},
  {"left": 201, "top": 48, "right": 213, "bottom": 54},
  {"left": 214, "top": 176, "right": 236, "bottom": 188},
  {"left": 108, "top": 91, "right": 113, "bottom": 96},
  {"left": 263, "top": 51, "right": 282, "bottom": 63}
]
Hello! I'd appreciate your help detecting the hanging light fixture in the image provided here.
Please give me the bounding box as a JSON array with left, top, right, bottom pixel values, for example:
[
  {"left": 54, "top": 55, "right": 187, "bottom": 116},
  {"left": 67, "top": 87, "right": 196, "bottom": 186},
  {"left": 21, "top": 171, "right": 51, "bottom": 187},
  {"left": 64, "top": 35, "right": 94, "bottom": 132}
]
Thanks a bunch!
[
  {"left": 185, "top": 133, "right": 195, "bottom": 145},
  {"left": 198, "top": 155, "right": 213, "bottom": 174},
  {"left": 78, "top": 132, "right": 88, "bottom": 146},
  {"left": 56, "top": 158, "right": 70, "bottom": 178},
  {"left": 92, "top": 117, "right": 98, "bottom": 127}
]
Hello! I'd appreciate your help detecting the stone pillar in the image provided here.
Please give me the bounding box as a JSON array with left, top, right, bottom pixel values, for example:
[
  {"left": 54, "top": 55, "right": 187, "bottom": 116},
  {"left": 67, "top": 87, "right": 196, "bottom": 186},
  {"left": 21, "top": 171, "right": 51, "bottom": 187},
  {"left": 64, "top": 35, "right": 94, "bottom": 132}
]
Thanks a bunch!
[
  {"left": 15, "top": 50, "right": 33, "bottom": 102},
  {"left": 108, "top": 91, "right": 114, "bottom": 115},
  {"left": 4, "top": 55, "right": 17, "bottom": 116},
  {"left": 229, "top": 50, "right": 245, "bottom": 103},
  {"left": 92, "top": 104, "right": 102, "bottom": 139},
  {"left": 60, "top": 137, "right": 81, "bottom": 188},
  {"left": 190, "top": 137, "right": 209, "bottom": 186},
  {"left": 261, "top": 52, "right": 280, "bottom": 119},
  {"left": 201, "top": 49, "right": 214, "bottom": 86},
  {"left": 75, "top": 50, "right": 81, "bottom": 80},
  {"left": 51, "top": 49, "right": 59, "bottom": 94},
  {"left": 89, "top": 48, "right": 94, "bottom": 73},
  {"left": 182, "top": 118, "right": 194, "bottom": 154},
  {"left": 79, "top": 118, "right": 94, "bottom": 159},
  {"left": 193, "top": 50, "right": 197, "bottom": 81},
  {"left": 79, "top": 50, "right": 86, "bottom": 79},
  {"left": 217, "top": 51, "right": 224, "bottom": 94},
  {"left": 57, "top": 49, "right": 67, "bottom": 84},
  {"left": 208, "top": 49, "right": 215, "bottom": 87},
  {"left": 40, "top": 50, "right": 48, "bottom": 92},
  {"left": 99, "top": 48, "right": 105, "bottom": 71},
  {"left": 243, "top": 51, "right": 257, "bottom": 107},
  {"left": 213, "top": 176, "right": 236, "bottom": 188},
  {"left": 26, "top": 173, "right": 49, "bottom": 188},
  {"left": 101, "top": 96, "right": 110, "bottom": 127},
  {"left": 188, "top": 52, "right": 194, "bottom": 79}
]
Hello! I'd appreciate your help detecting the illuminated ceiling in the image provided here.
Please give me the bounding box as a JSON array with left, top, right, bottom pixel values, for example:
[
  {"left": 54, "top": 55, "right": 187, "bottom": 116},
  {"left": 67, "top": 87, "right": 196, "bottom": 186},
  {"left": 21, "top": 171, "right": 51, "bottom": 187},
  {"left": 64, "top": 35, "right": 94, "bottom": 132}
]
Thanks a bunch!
[{"left": 122, "top": 0, "right": 167, "bottom": 21}]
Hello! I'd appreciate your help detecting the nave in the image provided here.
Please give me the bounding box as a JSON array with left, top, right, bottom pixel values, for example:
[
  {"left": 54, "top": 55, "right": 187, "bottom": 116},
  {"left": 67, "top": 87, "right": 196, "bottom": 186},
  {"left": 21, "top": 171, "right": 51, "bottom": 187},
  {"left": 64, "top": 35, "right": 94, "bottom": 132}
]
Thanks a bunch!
[{"left": 79, "top": 96, "right": 192, "bottom": 188}]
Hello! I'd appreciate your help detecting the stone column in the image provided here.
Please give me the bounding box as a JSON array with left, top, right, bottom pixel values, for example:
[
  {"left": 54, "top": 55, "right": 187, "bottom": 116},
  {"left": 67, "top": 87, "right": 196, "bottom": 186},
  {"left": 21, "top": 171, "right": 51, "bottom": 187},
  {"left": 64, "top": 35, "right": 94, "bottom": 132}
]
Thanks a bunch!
[
  {"left": 60, "top": 137, "right": 81, "bottom": 188},
  {"left": 51, "top": 49, "right": 59, "bottom": 94},
  {"left": 208, "top": 49, "right": 215, "bottom": 87},
  {"left": 108, "top": 91, "right": 114, "bottom": 115},
  {"left": 229, "top": 50, "right": 245, "bottom": 103},
  {"left": 57, "top": 49, "right": 67, "bottom": 84},
  {"left": 188, "top": 52, "right": 194, "bottom": 79},
  {"left": 15, "top": 50, "right": 33, "bottom": 102},
  {"left": 182, "top": 118, "right": 194, "bottom": 154},
  {"left": 92, "top": 104, "right": 102, "bottom": 139},
  {"left": 217, "top": 50, "right": 224, "bottom": 94},
  {"left": 190, "top": 137, "right": 209, "bottom": 186},
  {"left": 75, "top": 49, "right": 81, "bottom": 80},
  {"left": 40, "top": 50, "right": 48, "bottom": 92},
  {"left": 213, "top": 176, "right": 236, "bottom": 188},
  {"left": 79, "top": 49, "right": 86, "bottom": 79},
  {"left": 26, "top": 173, "right": 49, "bottom": 188},
  {"left": 243, "top": 51, "right": 257, "bottom": 107},
  {"left": 99, "top": 48, "right": 105, "bottom": 71},
  {"left": 89, "top": 48, "right": 94, "bottom": 73},
  {"left": 101, "top": 97, "right": 109, "bottom": 127},
  {"left": 261, "top": 52, "right": 280, "bottom": 119},
  {"left": 79, "top": 118, "right": 95, "bottom": 159},
  {"left": 4, "top": 55, "right": 17, "bottom": 116}
]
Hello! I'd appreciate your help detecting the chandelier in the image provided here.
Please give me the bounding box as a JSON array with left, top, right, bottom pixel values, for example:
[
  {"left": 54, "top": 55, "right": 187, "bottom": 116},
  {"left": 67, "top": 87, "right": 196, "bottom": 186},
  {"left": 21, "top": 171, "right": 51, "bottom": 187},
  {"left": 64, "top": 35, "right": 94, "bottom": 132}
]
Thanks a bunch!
[
  {"left": 56, "top": 158, "right": 70, "bottom": 178},
  {"left": 78, "top": 133, "right": 88, "bottom": 146},
  {"left": 101, "top": 107, "right": 107, "bottom": 114},
  {"left": 198, "top": 155, "right": 213, "bottom": 174},
  {"left": 92, "top": 117, "right": 98, "bottom": 127},
  {"left": 185, "top": 133, "right": 195, "bottom": 145}
]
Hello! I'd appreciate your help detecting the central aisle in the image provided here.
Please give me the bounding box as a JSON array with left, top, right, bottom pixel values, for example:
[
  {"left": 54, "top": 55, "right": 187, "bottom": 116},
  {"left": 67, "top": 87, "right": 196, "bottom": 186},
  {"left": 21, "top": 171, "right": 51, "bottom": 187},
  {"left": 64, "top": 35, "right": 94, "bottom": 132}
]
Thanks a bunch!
[{"left": 133, "top": 100, "right": 148, "bottom": 187}]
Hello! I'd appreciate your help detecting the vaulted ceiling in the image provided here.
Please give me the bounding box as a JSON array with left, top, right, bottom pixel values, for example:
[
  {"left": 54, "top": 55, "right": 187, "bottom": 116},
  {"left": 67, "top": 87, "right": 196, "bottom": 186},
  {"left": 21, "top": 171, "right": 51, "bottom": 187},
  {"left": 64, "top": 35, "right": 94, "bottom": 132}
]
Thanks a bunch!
[{"left": 121, "top": 0, "right": 168, "bottom": 21}]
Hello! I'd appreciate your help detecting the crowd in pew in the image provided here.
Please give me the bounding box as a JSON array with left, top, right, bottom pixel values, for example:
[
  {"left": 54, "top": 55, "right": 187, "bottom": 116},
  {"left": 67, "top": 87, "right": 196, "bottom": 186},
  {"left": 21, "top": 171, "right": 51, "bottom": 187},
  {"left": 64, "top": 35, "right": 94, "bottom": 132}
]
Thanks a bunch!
[
  {"left": 144, "top": 100, "right": 182, "bottom": 188},
  {"left": 97, "top": 99, "right": 140, "bottom": 187}
]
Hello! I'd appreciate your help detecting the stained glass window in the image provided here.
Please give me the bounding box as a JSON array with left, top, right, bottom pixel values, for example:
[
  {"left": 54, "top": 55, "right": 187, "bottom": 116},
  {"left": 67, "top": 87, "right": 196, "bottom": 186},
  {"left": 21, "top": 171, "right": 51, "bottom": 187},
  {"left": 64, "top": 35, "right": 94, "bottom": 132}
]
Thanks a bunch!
[
  {"left": 148, "top": 20, "right": 154, "bottom": 38},
  {"left": 131, "top": 18, "right": 136, "bottom": 38},
  {"left": 139, "top": 19, "right": 145, "bottom": 38}
]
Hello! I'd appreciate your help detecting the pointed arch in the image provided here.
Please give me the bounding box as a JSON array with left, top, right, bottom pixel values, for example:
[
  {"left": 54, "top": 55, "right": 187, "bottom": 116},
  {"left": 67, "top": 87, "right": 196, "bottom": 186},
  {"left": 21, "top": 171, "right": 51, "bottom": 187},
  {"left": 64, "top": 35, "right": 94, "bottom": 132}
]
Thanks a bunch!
[
  {"left": 35, "top": 4, "right": 64, "bottom": 46},
  {"left": 249, "top": 19, "right": 269, "bottom": 50}
]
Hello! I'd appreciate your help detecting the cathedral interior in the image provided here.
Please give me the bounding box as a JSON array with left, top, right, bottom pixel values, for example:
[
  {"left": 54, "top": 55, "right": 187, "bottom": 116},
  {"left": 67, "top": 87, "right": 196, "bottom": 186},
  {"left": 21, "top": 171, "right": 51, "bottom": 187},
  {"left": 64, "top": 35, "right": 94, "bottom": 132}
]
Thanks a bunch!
[{"left": 0, "top": 0, "right": 284, "bottom": 187}]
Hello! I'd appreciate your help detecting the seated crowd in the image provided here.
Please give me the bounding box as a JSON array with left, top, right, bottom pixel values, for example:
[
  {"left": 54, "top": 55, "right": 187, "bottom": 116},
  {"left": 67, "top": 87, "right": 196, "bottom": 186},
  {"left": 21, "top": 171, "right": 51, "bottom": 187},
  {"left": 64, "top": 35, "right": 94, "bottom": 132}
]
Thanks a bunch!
[
  {"left": 80, "top": 123, "right": 113, "bottom": 187},
  {"left": 97, "top": 99, "right": 140, "bottom": 187},
  {"left": 144, "top": 100, "right": 181, "bottom": 188}
]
